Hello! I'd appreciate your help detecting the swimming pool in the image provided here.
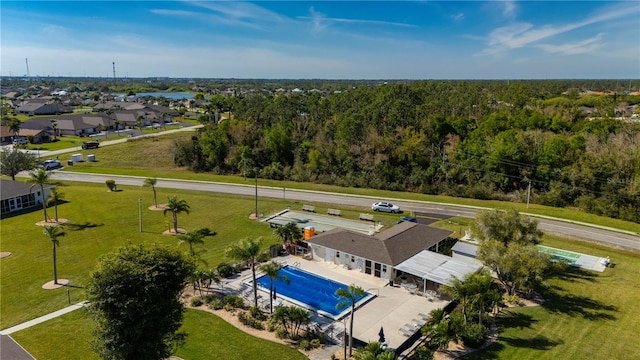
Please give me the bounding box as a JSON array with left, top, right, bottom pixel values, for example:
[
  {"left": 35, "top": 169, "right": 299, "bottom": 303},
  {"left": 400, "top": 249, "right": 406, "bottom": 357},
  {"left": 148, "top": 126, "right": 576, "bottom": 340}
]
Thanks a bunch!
[{"left": 255, "top": 266, "right": 371, "bottom": 319}]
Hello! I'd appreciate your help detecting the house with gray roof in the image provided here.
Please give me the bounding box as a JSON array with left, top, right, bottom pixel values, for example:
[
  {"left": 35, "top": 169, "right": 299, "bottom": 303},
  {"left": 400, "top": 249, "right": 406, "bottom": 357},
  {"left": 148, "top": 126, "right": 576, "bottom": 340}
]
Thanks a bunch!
[
  {"left": 306, "top": 222, "right": 482, "bottom": 291},
  {"left": 14, "top": 102, "right": 72, "bottom": 116},
  {"left": 1, "top": 179, "right": 53, "bottom": 216}
]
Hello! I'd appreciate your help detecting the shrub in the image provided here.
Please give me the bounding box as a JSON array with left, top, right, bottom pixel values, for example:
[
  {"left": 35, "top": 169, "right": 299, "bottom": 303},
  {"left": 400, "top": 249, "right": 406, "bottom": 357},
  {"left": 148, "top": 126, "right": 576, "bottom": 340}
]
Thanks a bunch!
[
  {"left": 223, "top": 295, "right": 245, "bottom": 309},
  {"left": 275, "top": 327, "right": 288, "bottom": 339},
  {"left": 250, "top": 306, "right": 267, "bottom": 321},
  {"left": 411, "top": 346, "right": 434, "bottom": 360},
  {"left": 310, "top": 339, "right": 322, "bottom": 348},
  {"left": 506, "top": 294, "right": 520, "bottom": 305},
  {"left": 257, "top": 252, "right": 270, "bottom": 263},
  {"left": 299, "top": 339, "right": 311, "bottom": 351},
  {"left": 208, "top": 299, "right": 223, "bottom": 310},
  {"left": 267, "top": 322, "right": 277, "bottom": 332},
  {"left": 223, "top": 303, "right": 234, "bottom": 312},
  {"left": 105, "top": 179, "right": 116, "bottom": 191},
  {"left": 238, "top": 311, "right": 265, "bottom": 330},
  {"left": 216, "top": 263, "right": 236, "bottom": 278},
  {"left": 190, "top": 297, "right": 203, "bottom": 307},
  {"left": 461, "top": 323, "right": 489, "bottom": 349}
]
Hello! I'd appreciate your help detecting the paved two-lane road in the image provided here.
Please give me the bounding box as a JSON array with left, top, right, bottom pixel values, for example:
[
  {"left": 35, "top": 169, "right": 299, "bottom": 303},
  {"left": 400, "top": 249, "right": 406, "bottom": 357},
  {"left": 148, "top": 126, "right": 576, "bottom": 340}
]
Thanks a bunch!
[{"left": 47, "top": 172, "right": 640, "bottom": 250}]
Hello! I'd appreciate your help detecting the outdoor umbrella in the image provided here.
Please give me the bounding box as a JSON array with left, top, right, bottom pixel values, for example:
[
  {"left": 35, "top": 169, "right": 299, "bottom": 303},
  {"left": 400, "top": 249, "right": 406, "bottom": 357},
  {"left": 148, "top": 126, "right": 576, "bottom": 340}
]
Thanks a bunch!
[{"left": 378, "top": 327, "right": 386, "bottom": 343}]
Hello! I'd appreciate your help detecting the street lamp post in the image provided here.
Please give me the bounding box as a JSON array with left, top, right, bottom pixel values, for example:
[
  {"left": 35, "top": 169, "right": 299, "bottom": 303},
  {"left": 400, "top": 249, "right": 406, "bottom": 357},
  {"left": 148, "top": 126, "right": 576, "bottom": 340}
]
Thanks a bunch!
[
  {"left": 138, "top": 198, "right": 142, "bottom": 232},
  {"left": 254, "top": 168, "right": 258, "bottom": 219}
]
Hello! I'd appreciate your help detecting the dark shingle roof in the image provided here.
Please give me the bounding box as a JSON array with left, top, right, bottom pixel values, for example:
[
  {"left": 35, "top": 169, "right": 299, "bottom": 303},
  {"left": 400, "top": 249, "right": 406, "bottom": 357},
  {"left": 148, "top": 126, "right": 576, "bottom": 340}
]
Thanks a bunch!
[
  {"left": 0, "top": 179, "right": 53, "bottom": 200},
  {"left": 306, "top": 222, "right": 452, "bottom": 266}
]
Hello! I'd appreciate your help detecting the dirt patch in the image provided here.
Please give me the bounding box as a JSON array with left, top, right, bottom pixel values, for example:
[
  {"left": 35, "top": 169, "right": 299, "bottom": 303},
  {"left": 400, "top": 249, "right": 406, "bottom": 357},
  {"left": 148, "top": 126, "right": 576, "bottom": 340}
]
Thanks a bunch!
[
  {"left": 35, "top": 218, "right": 69, "bottom": 226},
  {"left": 149, "top": 204, "right": 168, "bottom": 211},
  {"left": 0, "top": 252, "right": 12, "bottom": 259},
  {"left": 248, "top": 213, "right": 263, "bottom": 220},
  {"left": 42, "top": 279, "right": 69, "bottom": 290},
  {"left": 162, "top": 228, "right": 186, "bottom": 235}
]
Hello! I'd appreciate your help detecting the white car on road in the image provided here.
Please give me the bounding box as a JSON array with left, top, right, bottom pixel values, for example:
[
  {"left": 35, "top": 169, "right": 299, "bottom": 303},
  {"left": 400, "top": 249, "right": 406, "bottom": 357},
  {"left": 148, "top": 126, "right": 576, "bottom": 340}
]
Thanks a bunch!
[
  {"left": 372, "top": 201, "right": 401, "bottom": 213},
  {"left": 40, "top": 160, "right": 62, "bottom": 170}
]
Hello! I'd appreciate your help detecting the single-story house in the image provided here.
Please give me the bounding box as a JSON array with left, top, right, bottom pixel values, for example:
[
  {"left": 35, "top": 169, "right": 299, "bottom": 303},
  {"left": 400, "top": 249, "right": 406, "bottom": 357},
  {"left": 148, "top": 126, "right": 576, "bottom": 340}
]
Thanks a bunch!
[
  {"left": 0, "top": 126, "right": 14, "bottom": 144},
  {"left": 451, "top": 241, "right": 482, "bottom": 264},
  {"left": 22, "top": 114, "right": 111, "bottom": 136},
  {"left": 0, "top": 179, "right": 53, "bottom": 216},
  {"left": 305, "top": 222, "right": 480, "bottom": 289},
  {"left": 14, "top": 102, "right": 72, "bottom": 116}
]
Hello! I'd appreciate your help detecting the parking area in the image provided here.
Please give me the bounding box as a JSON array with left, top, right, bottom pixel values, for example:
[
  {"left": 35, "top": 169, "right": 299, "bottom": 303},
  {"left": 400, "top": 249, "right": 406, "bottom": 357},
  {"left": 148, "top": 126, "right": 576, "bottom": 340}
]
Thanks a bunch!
[{"left": 264, "top": 209, "right": 382, "bottom": 235}]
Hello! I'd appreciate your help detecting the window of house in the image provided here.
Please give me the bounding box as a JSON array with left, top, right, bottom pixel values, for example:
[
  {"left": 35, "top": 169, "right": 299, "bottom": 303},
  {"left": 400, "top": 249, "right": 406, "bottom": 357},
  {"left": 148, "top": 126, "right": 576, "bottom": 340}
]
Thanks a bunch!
[
  {"left": 382, "top": 265, "right": 387, "bottom": 273},
  {"left": 336, "top": 251, "right": 340, "bottom": 258}
]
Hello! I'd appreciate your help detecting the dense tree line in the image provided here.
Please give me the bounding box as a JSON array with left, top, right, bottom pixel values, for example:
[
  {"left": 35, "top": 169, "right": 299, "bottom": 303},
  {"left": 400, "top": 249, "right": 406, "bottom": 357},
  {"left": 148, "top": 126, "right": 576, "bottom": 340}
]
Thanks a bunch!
[{"left": 173, "top": 81, "right": 640, "bottom": 222}]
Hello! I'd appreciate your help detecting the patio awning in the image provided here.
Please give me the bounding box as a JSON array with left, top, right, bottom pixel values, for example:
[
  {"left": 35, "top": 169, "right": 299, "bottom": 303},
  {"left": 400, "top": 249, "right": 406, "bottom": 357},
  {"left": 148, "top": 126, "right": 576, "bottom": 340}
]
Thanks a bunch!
[{"left": 394, "top": 250, "right": 482, "bottom": 286}]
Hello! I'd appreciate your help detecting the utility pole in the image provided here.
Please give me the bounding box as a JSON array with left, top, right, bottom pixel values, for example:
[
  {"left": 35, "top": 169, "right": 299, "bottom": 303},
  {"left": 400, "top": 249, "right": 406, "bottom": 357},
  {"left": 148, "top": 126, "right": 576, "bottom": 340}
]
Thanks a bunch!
[
  {"left": 526, "top": 180, "right": 531, "bottom": 209},
  {"left": 254, "top": 168, "right": 258, "bottom": 219}
]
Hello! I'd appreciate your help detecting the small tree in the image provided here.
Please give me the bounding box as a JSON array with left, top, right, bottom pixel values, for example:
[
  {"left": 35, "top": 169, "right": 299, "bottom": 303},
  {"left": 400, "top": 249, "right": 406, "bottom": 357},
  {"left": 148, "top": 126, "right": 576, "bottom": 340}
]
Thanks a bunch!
[
  {"left": 258, "top": 261, "right": 290, "bottom": 313},
  {"left": 86, "top": 244, "right": 195, "bottom": 360},
  {"left": 164, "top": 196, "right": 190, "bottom": 234},
  {"left": 42, "top": 225, "right": 65, "bottom": 285},
  {"left": 0, "top": 148, "right": 38, "bottom": 180},
  {"left": 28, "top": 169, "right": 53, "bottom": 222},
  {"left": 143, "top": 177, "right": 158, "bottom": 208},
  {"left": 226, "top": 237, "right": 263, "bottom": 307},
  {"left": 46, "top": 188, "right": 65, "bottom": 223},
  {"left": 178, "top": 231, "right": 204, "bottom": 257},
  {"left": 105, "top": 179, "right": 116, "bottom": 191},
  {"left": 336, "top": 284, "right": 366, "bottom": 357}
]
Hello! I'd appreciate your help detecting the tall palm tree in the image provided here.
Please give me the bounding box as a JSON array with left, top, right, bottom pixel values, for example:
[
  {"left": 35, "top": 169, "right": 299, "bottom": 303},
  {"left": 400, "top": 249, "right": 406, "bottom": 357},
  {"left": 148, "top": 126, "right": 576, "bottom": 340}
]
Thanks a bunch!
[
  {"left": 143, "top": 177, "right": 158, "bottom": 208},
  {"left": 258, "top": 261, "right": 290, "bottom": 313},
  {"left": 466, "top": 271, "right": 497, "bottom": 325},
  {"left": 46, "top": 188, "right": 64, "bottom": 223},
  {"left": 9, "top": 118, "right": 21, "bottom": 137},
  {"left": 160, "top": 111, "right": 169, "bottom": 129},
  {"left": 114, "top": 119, "right": 121, "bottom": 136},
  {"left": 50, "top": 120, "right": 58, "bottom": 140},
  {"left": 163, "top": 196, "right": 190, "bottom": 234},
  {"left": 28, "top": 169, "right": 53, "bottom": 222},
  {"left": 178, "top": 231, "right": 204, "bottom": 256},
  {"left": 336, "top": 284, "right": 366, "bottom": 357},
  {"left": 273, "top": 222, "right": 302, "bottom": 250},
  {"left": 225, "top": 237, "right": 263, "bottom": 307},
  {"left": 43, "top": 225, "right": 65, "bottom": 284}
]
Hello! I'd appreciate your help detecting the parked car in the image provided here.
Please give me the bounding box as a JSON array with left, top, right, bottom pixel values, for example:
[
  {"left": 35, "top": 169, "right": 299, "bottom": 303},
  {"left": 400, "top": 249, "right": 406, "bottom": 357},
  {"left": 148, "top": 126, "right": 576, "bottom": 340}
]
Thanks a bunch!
[
  {"left": 12, "top": 137, "right": 28, "bottom": 145},
  {"left": 40, "top": 159, "right": 61, "bottom": 170},
  {"left": 81, "top": 141, "right": 99, "bottom": 150},
  {"left": 396, "top": 216, "right": 417, "bottom": 224},
  {"left": 371, "top": 201, "right": 401, "bottom": 213}
]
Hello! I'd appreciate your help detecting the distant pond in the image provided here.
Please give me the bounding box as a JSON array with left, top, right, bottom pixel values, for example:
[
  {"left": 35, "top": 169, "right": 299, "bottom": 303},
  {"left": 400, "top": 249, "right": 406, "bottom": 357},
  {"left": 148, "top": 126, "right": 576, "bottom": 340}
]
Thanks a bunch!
[{"left": 115, "top": 92, "right": 195, "bottom": 100}]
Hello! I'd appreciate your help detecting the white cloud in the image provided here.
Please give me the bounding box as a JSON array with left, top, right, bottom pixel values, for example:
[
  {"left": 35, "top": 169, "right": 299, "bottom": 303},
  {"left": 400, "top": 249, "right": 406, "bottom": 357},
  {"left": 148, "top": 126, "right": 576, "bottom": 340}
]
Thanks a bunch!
[
  {"left": 536, "top": 33, "right": 605, "bottom": 55},
  {"left": 452, "top": 13, "right": 464, "bottom": 21},
  {"left": 502, "top": 1, "right": 517, "bottom": 19},
  {"left": 480, "top": 2, "right": 638, "bottom": 55},
  {"left": 299, "top": 5, "right": 416, "bottom": 34}
]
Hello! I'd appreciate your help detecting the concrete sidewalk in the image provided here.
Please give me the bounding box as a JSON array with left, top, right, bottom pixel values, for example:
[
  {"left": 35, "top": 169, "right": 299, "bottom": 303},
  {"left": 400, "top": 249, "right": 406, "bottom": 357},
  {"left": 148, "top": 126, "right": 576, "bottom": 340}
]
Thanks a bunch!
[{"left": 0, "top": 301, "right": 87, "bottom": 335}]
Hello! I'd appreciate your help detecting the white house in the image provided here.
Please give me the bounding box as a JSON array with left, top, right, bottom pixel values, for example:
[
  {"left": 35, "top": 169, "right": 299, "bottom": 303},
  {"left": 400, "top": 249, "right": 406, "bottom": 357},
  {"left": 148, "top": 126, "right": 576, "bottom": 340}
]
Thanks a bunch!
[{"left": 0, "top": 179, "right": 53, "bottom": 216}]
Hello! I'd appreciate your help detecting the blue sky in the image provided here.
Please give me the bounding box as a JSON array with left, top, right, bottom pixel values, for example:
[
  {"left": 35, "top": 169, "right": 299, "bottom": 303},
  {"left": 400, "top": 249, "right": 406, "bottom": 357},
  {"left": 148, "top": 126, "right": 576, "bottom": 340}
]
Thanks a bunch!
[{"left": 1, "top": 1, "right": 638, "bottom": 79}]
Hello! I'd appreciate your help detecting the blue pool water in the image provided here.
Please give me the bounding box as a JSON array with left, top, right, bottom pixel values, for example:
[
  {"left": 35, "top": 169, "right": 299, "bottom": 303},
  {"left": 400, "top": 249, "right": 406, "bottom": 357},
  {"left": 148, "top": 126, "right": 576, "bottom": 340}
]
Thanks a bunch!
[{"left": 256, "top": 266, "right": 369, "bottom": 317}]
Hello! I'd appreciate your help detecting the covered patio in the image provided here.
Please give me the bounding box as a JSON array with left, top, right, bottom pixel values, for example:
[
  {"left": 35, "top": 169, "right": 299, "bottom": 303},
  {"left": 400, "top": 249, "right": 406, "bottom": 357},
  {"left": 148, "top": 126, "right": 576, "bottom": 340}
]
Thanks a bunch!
[{"left": 393, "top": 250, "right": 483, "bottom": 295}]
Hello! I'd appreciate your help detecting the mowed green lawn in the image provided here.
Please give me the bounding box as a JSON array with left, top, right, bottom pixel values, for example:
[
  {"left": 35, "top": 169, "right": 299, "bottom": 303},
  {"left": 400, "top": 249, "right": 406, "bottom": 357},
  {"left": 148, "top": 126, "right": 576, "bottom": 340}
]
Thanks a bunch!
[
  {"left": 464, "top": 236, "right": 640, "bottom": 360},
  {"left": 0, "top": 181, "right": 289, "bottom": 329},
  {"left": 11, "top": 309, "right": 307, "bottom": 360}
]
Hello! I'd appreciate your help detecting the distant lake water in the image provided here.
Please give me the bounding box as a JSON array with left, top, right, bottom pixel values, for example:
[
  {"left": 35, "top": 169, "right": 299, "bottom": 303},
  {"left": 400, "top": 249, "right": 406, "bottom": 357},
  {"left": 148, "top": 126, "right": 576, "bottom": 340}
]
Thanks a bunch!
[{"left": 116, "top": 92, "right": 195, "bottom": 100}]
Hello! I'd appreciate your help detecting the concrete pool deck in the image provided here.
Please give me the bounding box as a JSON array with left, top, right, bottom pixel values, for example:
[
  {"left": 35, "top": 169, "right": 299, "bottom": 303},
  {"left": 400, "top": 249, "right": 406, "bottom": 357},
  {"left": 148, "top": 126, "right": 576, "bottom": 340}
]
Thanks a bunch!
[{"left": 220, "top": 255, "right": 449, "bottom": 350}]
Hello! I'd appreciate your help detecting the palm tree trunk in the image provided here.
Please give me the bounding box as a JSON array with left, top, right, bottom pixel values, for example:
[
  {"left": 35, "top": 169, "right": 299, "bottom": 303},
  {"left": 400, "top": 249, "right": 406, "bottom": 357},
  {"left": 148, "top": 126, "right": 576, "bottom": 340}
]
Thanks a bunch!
[
  {"left": 269, "top": 282, "right": 274, "bottom": 313},
  {"left": 41, "top": 185, "right": 48, "bottom": 222},
  {"left": 52, "top": 243, "right": 58, "bottom": 284},
  {"left": 349, "top": 304, "right": 355, "bottom": 357},
  {"left": 173, "top": 212, "right": 178, "bottom": 233},
  {"left": 54, "top": 203, "right": 59, "bottom": 222},
  {"left": 252, "top": 261, "right": 258, "bottom": 308},
  {"left": 153, "top": 188, "right": 157, "bottom": 207}
]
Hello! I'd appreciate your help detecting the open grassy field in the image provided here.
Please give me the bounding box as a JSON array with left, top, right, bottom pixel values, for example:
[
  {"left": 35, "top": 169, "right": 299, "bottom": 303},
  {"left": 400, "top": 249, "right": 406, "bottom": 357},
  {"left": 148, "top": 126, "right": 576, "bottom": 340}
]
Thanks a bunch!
[
  {"left": 11, "top": 309, "right": 307, "bottom": 360},
  {"left": 0, "top": 181, "right": 401, "bottom": 329},
  {"left": 464, "top": 235, "right": 640, "bottom": 360},
  {"left": 57, "top": 133, "right": 640, "bottom": 234}
]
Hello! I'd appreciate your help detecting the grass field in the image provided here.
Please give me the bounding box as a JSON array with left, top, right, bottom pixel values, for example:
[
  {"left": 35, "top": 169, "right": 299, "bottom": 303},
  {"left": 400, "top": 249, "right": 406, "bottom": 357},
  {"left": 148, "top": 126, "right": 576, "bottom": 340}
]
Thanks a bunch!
[
  {"left": 55, "top": 133, "right": 640, "bottom": 234},
  {"left": 11, "top": 309, "right": 307, "bottom": 360},
  {"left": 0, "top": 181, "right": 400, "bottom": 329},
  {"left": 464, "top": 235, "right": 640, "bottom": 360},
  {"left": 3, "top": 134, "right": 640, "bottom": 359}
]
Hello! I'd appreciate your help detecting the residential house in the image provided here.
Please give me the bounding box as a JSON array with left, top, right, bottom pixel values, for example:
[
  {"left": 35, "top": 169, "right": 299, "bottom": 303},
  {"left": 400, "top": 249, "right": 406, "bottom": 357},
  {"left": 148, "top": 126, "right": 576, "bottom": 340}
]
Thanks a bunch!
[
  {"left": 305, "top": 222, "right": 480, "bottom": 290},
  {"left": 14, "top": 101, "right": 72, "bottom": 116},
  {"left": 22, "top": 114, "right": 110, "bottom": 136},
  {"left": 0, "top": 179, "right": 53, "bottom": 216}
]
